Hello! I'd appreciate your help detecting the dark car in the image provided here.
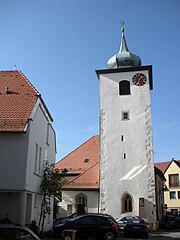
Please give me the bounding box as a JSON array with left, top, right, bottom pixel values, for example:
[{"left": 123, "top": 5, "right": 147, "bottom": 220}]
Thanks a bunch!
[
  {"left": 53, "top": 213, "right": 120, "bottom": 240},
  {"left": 123, "top": 216, "right": 148, "bottom": 239},
  {"left": 175, "top": 211, "right": 180, "bottom": 225},
  {"left": 53, "top": 213, "right": 84, "bottom": 225},
  {"left": 116, "top": 215, "right": 150, "bottom": 232},
  {"left": 0, "top": 223, "right": 40, "bottom": 239},
  {"left": 161, "top": 215, "right": 177, "bottom": 229}
]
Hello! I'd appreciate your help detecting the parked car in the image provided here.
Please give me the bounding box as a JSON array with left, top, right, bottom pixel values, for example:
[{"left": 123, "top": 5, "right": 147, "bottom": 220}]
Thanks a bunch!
[
  {"left": 143, "top": 218, "right": 151, "bottom": 231},
  {"left": 116, "top": 215, "right": 150, "bottom": 231},
  {"left": 123, "top": 216, "right": 148, "bottom": 239},
  {"left": 0, "top": 223, "right": 40, "bottom": 240},
  {"left": 116, "top": 216, "right": 128, "bottom": 230},
  {"left": 161, "top": 215, "right": 177, "bottom": 229},
  {"left": 53, "top": 212, "right": 84, "bottom": 225},
  {"left": 53, "top": 213, "right": 120, "bottom": 240},
  {"left": 175, "top": 211, "right": 180, "bottom": 225}
]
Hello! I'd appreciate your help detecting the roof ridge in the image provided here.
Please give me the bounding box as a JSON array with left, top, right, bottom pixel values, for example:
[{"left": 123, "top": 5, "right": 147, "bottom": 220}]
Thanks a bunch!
[
  {"left": 155, "top": 159, "right": 180, "bottom": 164},
  {"left": 18, "top": 70, "right": 40, "bottom": 96},
  {"left": 56, "top": 135, "right": 99, "bottom": 164}
]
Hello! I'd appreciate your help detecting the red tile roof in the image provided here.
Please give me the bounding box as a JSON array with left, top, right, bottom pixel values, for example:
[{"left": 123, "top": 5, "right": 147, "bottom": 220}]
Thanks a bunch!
[
  {"left": 155, "top": 159, "right": 180, "bottom": 173},
  {"left": 56, "top": 135, "right": 100, "bottom": 173},
  {"left": 0, "top": 70, "right": 39, "bottom": 132},
  {"left": 63, "top": 162, "right": 99, "bottom": 190},
  {"left": 56, "top": 135, "right": 100, "bottom": 190}
]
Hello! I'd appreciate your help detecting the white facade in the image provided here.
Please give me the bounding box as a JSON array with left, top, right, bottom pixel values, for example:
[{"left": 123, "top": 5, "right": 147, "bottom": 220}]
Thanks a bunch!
[
  {"left": 57, "top": 190, "right": 99, "bottom": 218},
  {"left": 0, "top": 98, "right": 56, "bottom": 231},
  {"left": 97, "top": 66, "right": 156, "bottom": 222}
]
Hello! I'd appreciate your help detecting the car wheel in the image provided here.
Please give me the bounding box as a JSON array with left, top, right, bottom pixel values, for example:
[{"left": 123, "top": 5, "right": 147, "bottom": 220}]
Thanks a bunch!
[
  {"left": 105, "top": 231, "right": 114, "bottom": 240},
  {"left": 64, "top": 236, "right": 72, "bottom": 240}
]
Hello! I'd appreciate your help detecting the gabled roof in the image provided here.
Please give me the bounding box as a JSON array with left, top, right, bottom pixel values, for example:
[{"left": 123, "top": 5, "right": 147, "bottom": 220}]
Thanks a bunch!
[
  {"left": 63, "top": 162, "right": 99, "bottom": 190},
  {"left": 0, "top": 70, "right": 39, "bottom": 132},
  {"left": 56, "top": 135, "right": 100, "bottom": 174},
  {"left": 56, "top": 135, "right": 100, "bottom": 190},
  {"left": 155, "top": 159, "right": 180, "bottom": 174},
  {"left": 154, "top": 166, "right": 166, "bottom": 182}
]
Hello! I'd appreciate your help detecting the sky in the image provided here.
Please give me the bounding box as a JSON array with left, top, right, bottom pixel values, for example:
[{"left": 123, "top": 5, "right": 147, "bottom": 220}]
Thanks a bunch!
[{"left": 0, "top": 0, "right": 180, "bottom": 163}]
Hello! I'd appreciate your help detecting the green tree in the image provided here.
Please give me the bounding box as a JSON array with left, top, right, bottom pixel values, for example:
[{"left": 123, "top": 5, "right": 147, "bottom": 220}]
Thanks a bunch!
[{"left": 38, "top": 161, "right": 67, "bottom": 232}]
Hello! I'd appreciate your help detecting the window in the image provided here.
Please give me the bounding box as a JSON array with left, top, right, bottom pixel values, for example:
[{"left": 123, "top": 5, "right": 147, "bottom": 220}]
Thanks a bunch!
[
  {"left": 123, "top": 153, "right": 126, "bottom": 159},
  {"left": 46, "top": 123, "right": 50, "bottom": 145},
  {"left": 84, "top": 158, "right": 89, "bottom": 163},
  {"left": 121, "top": 135, "right": 124, "bottom": 141},
  {"left": 34, "top": 195, "right": 37, "bottom": 208},
  {"left": 122, "top": 193, "right": 133, "bottom": 213},
  {"left": 96, "top": 216, "right": 109, "bottom": 225},
  {"left": 122, "top": 111, "right": 130, "bottom": 120},
  {"left": 178, "top": 191, "right": 180, "bottom": 199},
  {"left": 119, "top": 80, "right": 131, "bottom": 95},
  {"left": 170, "top": 191, "right": 176, "bottom": 199},
  {"left": 34, "top": 143, "right": 42, "bottom": 175},
  {"left": 67, "top": 204, "right": 72, "bottom": 215},
  {"left": 75, "top": 193, "right": 87, "bottom": 213},
  {"left": 125, "top": 196, "right": 132, "bottom": 212},
  {"left": 38, "top": 147, "right": 42, "bottom": 175},
  {"left": 78, "top": 216, "right": 94, "bottom": 224},
  {"left": 78, "top": 196, "right": 86, "bottom": 204},
  {"left": 34, "top": 143, "right": 38, "bottom": 173},
  {"left": 169, "top": 174, "right": 179, "bottom": 188}
]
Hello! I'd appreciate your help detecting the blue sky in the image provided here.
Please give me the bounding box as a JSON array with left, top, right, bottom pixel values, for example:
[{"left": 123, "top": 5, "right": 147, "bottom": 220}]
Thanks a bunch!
[{"left": 0, "top": 0, "right": 180, "bottom": 162}]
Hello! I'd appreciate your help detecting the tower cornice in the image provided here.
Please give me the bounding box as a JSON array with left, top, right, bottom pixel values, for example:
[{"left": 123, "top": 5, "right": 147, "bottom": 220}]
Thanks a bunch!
[{"left": 96, "top": 65, "right": 153, "bottom": 90}]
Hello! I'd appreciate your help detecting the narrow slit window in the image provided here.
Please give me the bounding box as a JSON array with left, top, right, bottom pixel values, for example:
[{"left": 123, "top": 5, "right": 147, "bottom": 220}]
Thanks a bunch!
[
  {"left": 121, "top": 135, "right": 124, "bottom": 141},
  {"left": 124, "top": 153, "right": 126, "bottom": 159}
]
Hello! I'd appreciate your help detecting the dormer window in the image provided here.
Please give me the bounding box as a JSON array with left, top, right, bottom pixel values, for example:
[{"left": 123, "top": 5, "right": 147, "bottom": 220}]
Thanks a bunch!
[{"left": 84, "top": 158, "right": 89, "bottom": 163}]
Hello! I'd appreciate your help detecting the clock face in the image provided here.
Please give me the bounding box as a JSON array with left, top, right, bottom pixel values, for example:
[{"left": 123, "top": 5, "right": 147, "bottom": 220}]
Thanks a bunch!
[{"left": 132, "top": 73, "right": 147, "bottom": 86}]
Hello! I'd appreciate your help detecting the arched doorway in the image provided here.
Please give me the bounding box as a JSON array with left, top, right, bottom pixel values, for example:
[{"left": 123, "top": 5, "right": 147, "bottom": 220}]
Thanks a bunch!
[
  {"left": 75, "top": 193, "right": 87, "bottom": 213},
  {"left": 121, "top": 192, "right": 133, "bottom": 214}
]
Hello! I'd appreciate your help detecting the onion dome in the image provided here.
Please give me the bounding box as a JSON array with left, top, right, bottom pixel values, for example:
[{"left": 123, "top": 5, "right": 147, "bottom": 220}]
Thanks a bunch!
[{"left": 107, "top": 21, "right": 141, "bottom": 69}]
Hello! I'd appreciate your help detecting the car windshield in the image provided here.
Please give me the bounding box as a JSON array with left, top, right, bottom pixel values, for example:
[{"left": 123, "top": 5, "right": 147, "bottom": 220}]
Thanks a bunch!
[{"left": 125, "top": 216, "right": 144, "bottom": 224}]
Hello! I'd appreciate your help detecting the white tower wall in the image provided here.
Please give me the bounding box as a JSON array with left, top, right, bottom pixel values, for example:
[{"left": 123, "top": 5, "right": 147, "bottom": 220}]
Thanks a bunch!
[{"left": 98, "top": 67, "right": 156, "bottom": 222}]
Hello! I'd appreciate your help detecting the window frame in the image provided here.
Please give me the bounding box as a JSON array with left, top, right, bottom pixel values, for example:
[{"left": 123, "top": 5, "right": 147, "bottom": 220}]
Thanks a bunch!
[
  {"left": 178, "top": 191, "right": 180, "bottom": 199},
  {"left": 169, "top": 191, "right": 176, "bottom": 200},
  {"left": 169, "top": 174, "right": 179, "bottom": 188},
  {"left": 122, "top": 111, "right": 130, "bottom": 121},
  {"left": 122, "top": 193, "right": 133, "bottom": 213},
  {"left": 119, "top": 80, "right": 131, "bottom": 95}
]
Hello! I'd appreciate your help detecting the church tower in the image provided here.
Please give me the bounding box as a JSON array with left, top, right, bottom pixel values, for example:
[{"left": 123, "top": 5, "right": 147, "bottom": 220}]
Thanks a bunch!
[{"left": 96, "top": 22, "right": 156, "bottom": 222}]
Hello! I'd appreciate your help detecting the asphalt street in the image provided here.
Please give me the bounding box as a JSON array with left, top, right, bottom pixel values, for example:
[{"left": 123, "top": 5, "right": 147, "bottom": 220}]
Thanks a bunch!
[{"left": 117, "top": 228, "right": 180, "bottom": 239}]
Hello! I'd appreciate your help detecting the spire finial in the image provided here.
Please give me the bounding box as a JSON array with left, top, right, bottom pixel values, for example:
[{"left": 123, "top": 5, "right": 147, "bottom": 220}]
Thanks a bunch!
[
  {"left": 120, "top": 20, "right": 125, "bottom": 36},
  {"left": 107, "top": 21, "right": 142, "bottom": 69}
]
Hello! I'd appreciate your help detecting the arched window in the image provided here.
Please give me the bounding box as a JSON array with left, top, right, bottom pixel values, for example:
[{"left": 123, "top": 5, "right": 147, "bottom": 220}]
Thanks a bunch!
[
  {"left": 119, "top": 80, "right": 131, "bottom": 95},
  {"left": 121, "top": 193, "right": 133, "bottom": 213},
  {"left": 75, "top": 193, "right": 87, "bottom": 213}
]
